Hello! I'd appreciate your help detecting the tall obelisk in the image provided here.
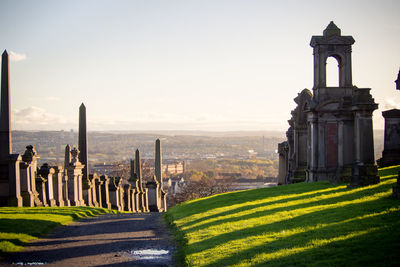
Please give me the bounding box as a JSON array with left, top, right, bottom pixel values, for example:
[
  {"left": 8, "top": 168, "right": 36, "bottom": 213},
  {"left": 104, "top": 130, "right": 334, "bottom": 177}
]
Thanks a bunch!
[
  {"left": 78, "top": 103, "right": 88, "bottom": 181},
  {"left": 0, "top": 50, "right": 11, "bottom": 159},
  {"left": 155, "top": 139, "right": 163, "bottom": 186}
]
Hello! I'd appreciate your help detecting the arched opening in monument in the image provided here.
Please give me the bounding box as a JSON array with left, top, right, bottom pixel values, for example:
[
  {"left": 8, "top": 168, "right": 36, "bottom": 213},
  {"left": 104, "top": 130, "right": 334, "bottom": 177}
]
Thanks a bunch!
[{"left": 326, "top": 56, "right": 340, "bottom": 87}]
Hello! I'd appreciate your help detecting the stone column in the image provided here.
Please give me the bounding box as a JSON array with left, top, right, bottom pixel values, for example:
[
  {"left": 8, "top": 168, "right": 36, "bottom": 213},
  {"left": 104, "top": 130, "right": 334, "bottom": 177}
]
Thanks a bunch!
[
  {"left": 95, "top": 176, "right": 103, "bottom": 208},
  {"left": 90, "top": 174, "right": 99, "bottom": 207},
  {"left": 63, "top": 169, "right": 71, "bottom": 206},
  {"left": 307, "top": 113, "right": 318, "bottom": 182}
]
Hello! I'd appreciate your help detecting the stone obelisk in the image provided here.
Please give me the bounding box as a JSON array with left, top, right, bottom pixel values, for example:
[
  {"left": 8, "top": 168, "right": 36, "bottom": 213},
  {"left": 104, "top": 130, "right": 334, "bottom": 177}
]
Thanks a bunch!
[
  {"left": 0, "top": 50, "right": 11, "bottom": 159},
  {"left": 155, "top": 139, "right": 163, "bottom": 186},
  {"left": 78, "top": 103, "right": 88, "bottom": 181}
]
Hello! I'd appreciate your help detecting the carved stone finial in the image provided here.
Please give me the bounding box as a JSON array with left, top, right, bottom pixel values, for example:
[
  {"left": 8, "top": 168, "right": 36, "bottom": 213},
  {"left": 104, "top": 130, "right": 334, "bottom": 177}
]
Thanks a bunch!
[
  {"left": 22, "top": 145, "right": 37, "bottom": 163},
  {"left": 70, "top": 147, "right": 80, "bottom": 163},
  {"left": 323, "top": 21, "right": 341, "bottom": 36}
]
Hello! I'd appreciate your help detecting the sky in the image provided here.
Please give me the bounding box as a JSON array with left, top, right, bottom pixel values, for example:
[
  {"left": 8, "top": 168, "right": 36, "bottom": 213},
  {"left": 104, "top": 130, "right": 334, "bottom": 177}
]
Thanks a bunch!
[{"left": 0, "top": 0, "right": 399, "bottom": 132}]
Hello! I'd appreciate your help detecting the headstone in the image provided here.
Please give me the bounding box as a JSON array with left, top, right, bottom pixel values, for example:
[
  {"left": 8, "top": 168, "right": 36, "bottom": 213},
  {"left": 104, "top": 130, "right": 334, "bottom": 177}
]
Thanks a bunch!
[
  {"left": 52, "top": 165, "right": 65, "bottom": 207},
  {"left": 38, "top": 163, "right": 56, "bottom": 207},
  {"left": 100, "top": 174, "right": 111, "bottom": 209},
  {"left": 20, "top": 145, "right": 42, "bottom": 207}
]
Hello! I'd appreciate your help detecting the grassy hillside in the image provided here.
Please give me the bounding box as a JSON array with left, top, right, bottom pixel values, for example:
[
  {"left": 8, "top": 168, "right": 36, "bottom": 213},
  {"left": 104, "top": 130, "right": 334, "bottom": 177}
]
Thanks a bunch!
[
  {"left": 166, "top": 165, "right": 400, "bottom": 266},
  {"left": 0, "top": 206, "right": 118, "bottom": 253}
]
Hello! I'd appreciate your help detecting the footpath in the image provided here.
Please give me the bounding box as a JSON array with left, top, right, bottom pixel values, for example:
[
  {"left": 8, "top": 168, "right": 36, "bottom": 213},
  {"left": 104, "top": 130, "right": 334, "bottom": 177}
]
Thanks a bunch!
[{"left": 2, "top": 213, "right": 176, "bottom": 267}]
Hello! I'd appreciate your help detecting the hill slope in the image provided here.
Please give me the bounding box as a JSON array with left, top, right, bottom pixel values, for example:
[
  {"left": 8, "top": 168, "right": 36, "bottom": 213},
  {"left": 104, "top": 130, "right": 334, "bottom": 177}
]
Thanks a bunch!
[{"left": 166, "top": 166, "right": 400, "bottom": 266}]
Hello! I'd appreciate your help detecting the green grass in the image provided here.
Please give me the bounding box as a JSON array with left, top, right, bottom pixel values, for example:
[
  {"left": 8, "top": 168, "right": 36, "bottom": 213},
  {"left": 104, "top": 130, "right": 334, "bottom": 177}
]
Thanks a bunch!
[
  {"left": 166, "top": 165, "right": 400, "bottom": 266},
  {"left": 0, "top": 206, "right": 119, "bottom": 253}
]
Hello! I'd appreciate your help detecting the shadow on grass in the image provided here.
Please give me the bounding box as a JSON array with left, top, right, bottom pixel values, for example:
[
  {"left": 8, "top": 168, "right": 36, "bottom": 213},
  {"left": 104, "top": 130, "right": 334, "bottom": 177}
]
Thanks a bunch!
[
  {"left": 199, "top": 197, "right": 400, "bottom": 266},
  {"left": 0, "top": 207, "right": 114, "bottom": 220},
  {"left": 178, "top": 183, "right": 349, "bottom": 230},
  {"left": 0, "top": 219, "right": 63, "bottom": 238},
  {"left": 250, "top": 221, "right": 400, "bottom": 267},
  {"left": 175, "top": 171, "right": 398, "bottom": 230},
  {"left": 183, "top": 178, "right": 396, "bottom": 235}
]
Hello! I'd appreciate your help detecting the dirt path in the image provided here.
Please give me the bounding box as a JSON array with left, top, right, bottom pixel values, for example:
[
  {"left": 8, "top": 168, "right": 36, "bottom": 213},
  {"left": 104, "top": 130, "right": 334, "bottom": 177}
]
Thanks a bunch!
[{"left": 3, "top": 213, "right": 176, "bottom": 267}]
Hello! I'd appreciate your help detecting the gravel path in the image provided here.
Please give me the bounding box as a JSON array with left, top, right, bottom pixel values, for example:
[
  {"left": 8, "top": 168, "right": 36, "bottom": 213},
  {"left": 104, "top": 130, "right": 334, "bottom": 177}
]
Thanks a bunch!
[{"left": 3, "top": 213, "right": 176, "bottom": 267}]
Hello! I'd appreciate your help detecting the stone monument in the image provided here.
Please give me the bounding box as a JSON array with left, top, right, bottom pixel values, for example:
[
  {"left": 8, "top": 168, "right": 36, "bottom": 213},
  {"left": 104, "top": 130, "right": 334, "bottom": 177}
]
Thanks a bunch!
[
  {"left": 306, "top": 22, "right": 379, "bottom": 185},
  {"left": 377, "top": 70, "right": 400, "bottom": 168},
  {"left": 0, "top": 50, "right": 23, "bottom": 207},
  {"left": 78, "top": 103, "right": 88, "bottom": 182},
  {"left": 279, "top": 22, "right": 380, "bottom": 185}
]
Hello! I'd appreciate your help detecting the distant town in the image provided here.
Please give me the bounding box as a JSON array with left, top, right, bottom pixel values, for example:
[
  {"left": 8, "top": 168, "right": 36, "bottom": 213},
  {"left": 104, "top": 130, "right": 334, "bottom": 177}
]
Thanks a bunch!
[{"left": 11, "top": 130, "right": 384, "bottom": 183}]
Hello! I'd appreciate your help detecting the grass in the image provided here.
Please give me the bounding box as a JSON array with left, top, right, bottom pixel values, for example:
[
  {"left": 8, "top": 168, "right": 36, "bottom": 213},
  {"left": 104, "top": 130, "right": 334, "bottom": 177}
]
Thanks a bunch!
[
  {"left": 0, "top": 206, "right": 119, "bottom": 253},
  {"left": 166, "top": 165, "right": 400, "bottom": 266}
]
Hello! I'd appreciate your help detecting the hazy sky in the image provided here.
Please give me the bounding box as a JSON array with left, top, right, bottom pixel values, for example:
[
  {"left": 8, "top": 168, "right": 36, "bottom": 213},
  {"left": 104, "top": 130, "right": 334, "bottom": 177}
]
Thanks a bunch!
[{"left": 0, "top": 0, "right": 399, "bottom": 131}]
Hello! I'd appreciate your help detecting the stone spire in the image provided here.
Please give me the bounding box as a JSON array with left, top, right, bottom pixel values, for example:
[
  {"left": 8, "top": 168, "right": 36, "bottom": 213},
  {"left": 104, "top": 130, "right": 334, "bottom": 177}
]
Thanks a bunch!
[
  {"left": 78, "top": 103, "right": 88, "bottom": 181},
  {"left": 395, "top": 69, "right": 400, "bottom": 90},
  {"left": 155, "top": 139, "right": 162, "bottom": 186},
  {"left": 323, "top": 21, "right": 341, "bottom": 36},
  {"left": 0, "top": 50, "right": 12, "bottom": 159}
]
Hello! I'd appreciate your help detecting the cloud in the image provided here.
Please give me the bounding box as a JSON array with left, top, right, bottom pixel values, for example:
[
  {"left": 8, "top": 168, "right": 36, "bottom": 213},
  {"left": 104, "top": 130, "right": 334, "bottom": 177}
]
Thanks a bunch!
[
  {"left": 12, "top": 106, "right": 73, "bottom": 130},
  {"left": 9, "top": 51, "right": 27, "bottom": 62},
  {"left": 383, "top": 97, "right": 400, "bottom": 110}
]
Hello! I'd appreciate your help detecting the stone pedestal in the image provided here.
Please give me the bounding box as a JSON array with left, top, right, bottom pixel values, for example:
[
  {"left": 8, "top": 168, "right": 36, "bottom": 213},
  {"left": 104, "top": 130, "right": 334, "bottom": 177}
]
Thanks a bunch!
[
  {"left": 67, "top": 148, "right": 85, "bottom": 206},
  {"left": 378, "top": 109, "right": 400, "bottom": 167}
]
